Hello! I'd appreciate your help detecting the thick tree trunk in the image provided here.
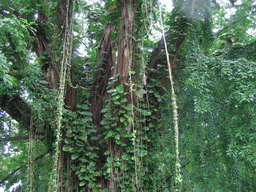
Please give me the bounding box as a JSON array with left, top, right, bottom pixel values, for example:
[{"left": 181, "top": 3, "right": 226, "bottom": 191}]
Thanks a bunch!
[
  {"left": 88, "top": 23, "right": 117, "bottom": 190},
  {"left": 91, "top": 23, "right": 116, "bottom": 128},
  {"left": 116, "top": 0, "right": 138, "bottom": 87},
  {"left": 108, "top": 0, "right": 139, "bottom": 191},
  {"left": 55, "top": 0, "right": 78, "bottom": 191}
]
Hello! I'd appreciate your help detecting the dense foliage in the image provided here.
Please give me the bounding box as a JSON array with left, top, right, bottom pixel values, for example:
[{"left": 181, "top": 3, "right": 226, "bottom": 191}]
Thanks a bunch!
[{"left": 1, "top": 0, "right": 256, "bottom": 191}]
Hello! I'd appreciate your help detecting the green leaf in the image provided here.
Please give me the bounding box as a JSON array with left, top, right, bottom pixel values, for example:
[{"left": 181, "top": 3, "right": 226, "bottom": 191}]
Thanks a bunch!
[
  {"left": 122, "top": 133, "right": 132, "bottom": 137},
  {"left": 114, "top": 101, "right": 120, "bottom": 105},
  {"left": 63, "top": 144, "right": 73, "bottom": 152},
  {"left": 111, "top": 122, "right": 117, "bottom": 127},
  {"left": 93, "top": 171, "right": 101, "bottom": 177},
  {"left": 122, "top": 153, "right": 131, "bottom": 160},
  {"left": 79, "top": 157, "right": 88, "bottom": 163},
  {"left": 116, "top": 84, "right": 124, "bottom": 93},
  {"left": 124, "top": 104, "right": 133, "bottom": 111},
  {"left": 104, "top": 150, "right": 110, "bottom": 155},
  {"left": 64, "top": 138, "right": 74, "bottom": 144},
  {"left": 118, "top": 109, "right": 126, "bottom": 114},
  {"left": 91, "top": 136, "right": 98, "bottom": 140},
  {"left": 71, "top": 153, "right": 80, "bottom": 160},
  {"left": 81, "top": 167, "right": 87, "bottom": 172},
  {"left": 75, "top": 141, "right": 85, "bottom": 146},
  {"left": 88, "top": 182, "right": 95, "bottom": 188},
  {"left": 84, "top": 116, "right": 92, "bottom": 121},
  {"left": 123, "top": 125, "right": 130, "bottom": 130},
  {"left": 124, "top": 114, "right": 133, "bottom": 123},
  {"left": 106, "top": 130, "right": 117, "bottom": 138},
  {"left": 104, "top": 113, "right": 112, "bottom": 118},
  {"left": 101, "top": 119, "right": 110, "bottom": 125},
  {"left": 112, "top": 95, "right": 120, "bottom": 101},
  {"left": 101, "top": 108, "right": 109, "bottom": 113},
  {"left": 79, "top": 181, "right": 86, "bottom": 186},
  {"left": 80, "top": 119, "right": 88, "bottom": 124},
  {"left": 107, "top": 88, "right": 116, "bottom": 93},
  {"left": 3, "top": 74, "right": 14, "bottom": 86},
  {"left": 40, "top": 80, "right": 49, "bottom": 85},
  {"left": 84, "top": 176, "right": 90, "bottom": 180},
  {"left": 120, "top": 97, "right": 128, "bottom": 103},
  {"left": 76, "top": 147, "right": 83, "bottom": 153},
  {"left": 120, "top": 116, "right": 126, "bottom": 122},
  {"left": 78, "top": 111, "right": 92, "bottom": 116},
  {"left": 86, "top": 146, "right": 95, "bottom": 151},
  {"left": 142, "top": 110, "right": 151, "bottom": 116},
  {"left": 135, "top": 89, "right": 147, "bottom": 98},
  {"left": 66, "top": 133, "right": 74, "bottom": 138},
  {"left": 115, "top": 134, "right": 120, "bottom": 140}
]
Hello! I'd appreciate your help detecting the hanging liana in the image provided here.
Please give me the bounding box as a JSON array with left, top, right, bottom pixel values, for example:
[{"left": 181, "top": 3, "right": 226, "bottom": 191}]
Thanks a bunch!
[
  {"left": 158, "top": 1, "right": 181, "bottom": 190},
  {"left": 48, "top": 0, "right": 76, "bottom": 191}
]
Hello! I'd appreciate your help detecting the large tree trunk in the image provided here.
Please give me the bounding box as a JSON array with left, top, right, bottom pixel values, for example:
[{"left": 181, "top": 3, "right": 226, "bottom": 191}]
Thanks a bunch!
[
  {"left": 55, "top": 0, "right": 79, "bottom": 191},
  {"left": 89, "top": 23, "right": 116, "bottom": 189},
  {"left": 91, "top": 23, "right": 116, "bottom": 128},
  {"left": 108, "top": 0, "right": 139, "bottom": 191},
  {"left": 116, "top": 0, "right": 138, "bottom": 86}
]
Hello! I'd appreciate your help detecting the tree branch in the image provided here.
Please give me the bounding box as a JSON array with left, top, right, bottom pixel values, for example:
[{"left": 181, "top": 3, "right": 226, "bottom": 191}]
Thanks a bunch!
[
  {"left": 0, "top": 149, "right": 52, "bottom": 185},
  {"left": 149, "top": 33, "right": 169, "bottom": 69},
  {"left": 0, "top": 135, "right": 43, "bottom": 142},
  {"left": 214, "top": 21, "right": 236, "bottom": 37},
  {"left": 0, "top": 94, "right": 31, "bottom": 124}
]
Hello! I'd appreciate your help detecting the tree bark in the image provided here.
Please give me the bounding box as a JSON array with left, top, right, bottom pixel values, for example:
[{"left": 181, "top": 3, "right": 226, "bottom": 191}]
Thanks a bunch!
[
  {"left": 55, "top": 0, "right": 78, "bottom": 191},
  {"left": 91, "top": 23, "right": 116, "bottom": 128},
  {"left": 108, "top": 0, "right": 139, "bottom": 191}
]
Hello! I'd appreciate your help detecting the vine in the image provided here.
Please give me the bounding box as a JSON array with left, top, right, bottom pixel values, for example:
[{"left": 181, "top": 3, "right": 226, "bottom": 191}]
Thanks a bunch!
[
  {"left": 99, "top": 70, "right": 162, "bottom": 191},
  {"left": 62, "top": 106, "right": 101, "bottom": 190},
  {"left": 48, "top": 0, "right": 76, "bottom": 191},
  {"left": 27, "top": 111, "right": 34, "bottom": 192},
  {"left": 100, "top": 77, "right": 135, "bottom": 190},
  {"left": 159, "top": 0, "right": 181, "bottom": 189}
]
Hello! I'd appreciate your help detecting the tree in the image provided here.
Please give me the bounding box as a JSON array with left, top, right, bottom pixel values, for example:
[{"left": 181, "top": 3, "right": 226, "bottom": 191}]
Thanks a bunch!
[{"left": 1, "top": 0, "right": 256, "bottom": 191}]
